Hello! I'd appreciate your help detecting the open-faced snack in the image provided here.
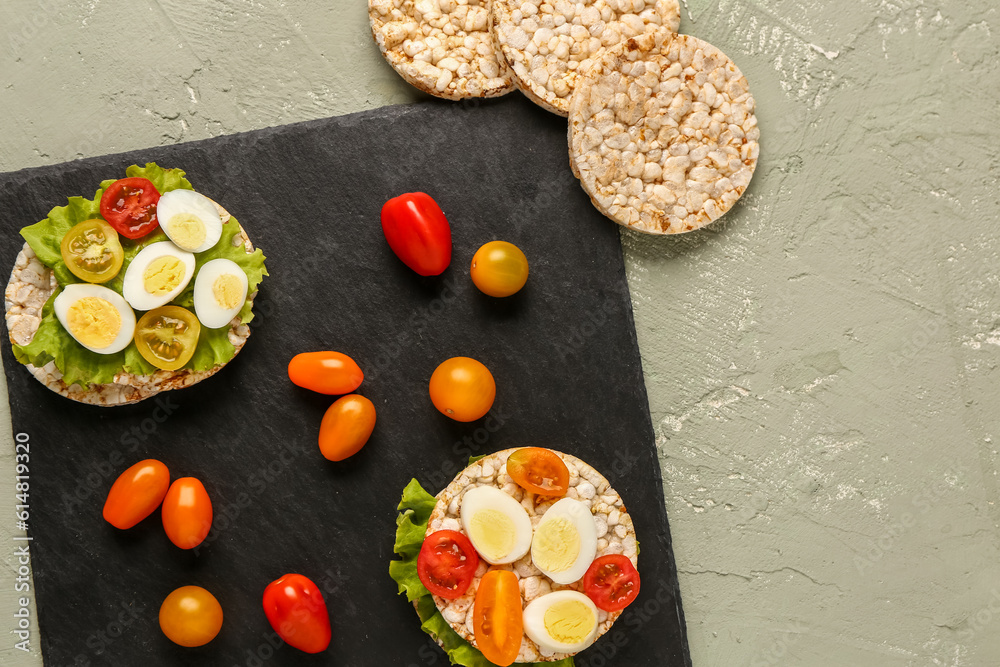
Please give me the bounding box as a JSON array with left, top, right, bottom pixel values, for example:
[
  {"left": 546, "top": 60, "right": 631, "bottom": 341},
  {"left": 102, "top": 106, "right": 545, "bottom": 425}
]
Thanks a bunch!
[
  {"left": 390, "top": 447, "right": 639, "bottom": 665},
  {"left": 491, "top": 0, "right": 680, "bottom": 116},
  {"left": 4, "top": 163, "right": 268, "bottom": 406},
  {"left": 568, "top": 29, "right": 759, "bottom": 233},
  {"left": 370, "top": 0, "right": 515, "bottom": 100}
]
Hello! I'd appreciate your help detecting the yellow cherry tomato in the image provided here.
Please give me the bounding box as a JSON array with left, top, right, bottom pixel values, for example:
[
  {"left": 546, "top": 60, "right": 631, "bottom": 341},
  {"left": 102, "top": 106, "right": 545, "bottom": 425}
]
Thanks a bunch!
[
  {"left": 159, "top": 586, "right": 223, "bottom": 647},
  {"left": 134, "top": 306, "right": 201, "bottom": 371},
  {"left": 470, "top": 241, "right": 528, "bottom": 297},
  {"left": 429, "top": 357, "right": 496, "bottom": 422},
  {"left": 60, "top": 219, "right": 124, "bottom": 283},
  {"left": 319, "top": 394, "right": 377, "bottom": 461}
]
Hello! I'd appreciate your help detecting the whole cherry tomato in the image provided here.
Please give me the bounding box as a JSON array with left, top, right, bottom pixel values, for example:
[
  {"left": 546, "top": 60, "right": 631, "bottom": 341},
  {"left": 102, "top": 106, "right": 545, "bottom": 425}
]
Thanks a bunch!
[
  {"left": 103, "top": 459, "right": 170, "bottom": 529},
  {"left": 582, "top": 554, "right": 641, "bottom": 612},
  {"left": 505, "top": 448, "right": 570, "bottom": 497},
  {"left": 262, "top": 573, "right": 332, "bottom": 654},
  {"left": 159, "top": 585, "right": 223, "bottom": 647},
  {"left": 470, "top": 241, "right": 529, "bottom": 297},
  {"left": 417, "top": 530, "right": 480, "bottom": 599},
  {"left": 381, "top": 192, "right": 452, "bottom": 276},
  {"left": 473, "top": 569, "right": 523, "bottom": 666},
  {"left": 319, "top": 394, "right": 376, "bottom": 461},
  {"left": 161, "top": 477, "right": 213, "bottom": 550},
  {"left": 99, "top": 177, "right": 161, "bottom": 239},
  {"left": 429, "top": 357, "right": 496, "bottom": 422},
  {"left": 288, "top": 351, "right": 364, "bottom": 395}
]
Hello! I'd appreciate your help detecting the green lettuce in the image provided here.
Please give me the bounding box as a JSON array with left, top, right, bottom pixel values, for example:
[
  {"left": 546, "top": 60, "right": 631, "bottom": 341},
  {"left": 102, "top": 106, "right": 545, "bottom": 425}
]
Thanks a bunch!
[
  {"left": 390, "top": 479, "right": 575, "bottom": 667},
  {"left": 11, "top": 163, "right": 268, "bottom": 387}
]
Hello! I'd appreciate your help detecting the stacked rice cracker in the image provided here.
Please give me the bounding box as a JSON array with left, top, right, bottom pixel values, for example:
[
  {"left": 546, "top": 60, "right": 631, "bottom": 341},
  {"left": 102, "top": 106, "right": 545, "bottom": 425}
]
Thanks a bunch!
[{"left": 369, "top": 0, "right": 759, "bottom": 234}]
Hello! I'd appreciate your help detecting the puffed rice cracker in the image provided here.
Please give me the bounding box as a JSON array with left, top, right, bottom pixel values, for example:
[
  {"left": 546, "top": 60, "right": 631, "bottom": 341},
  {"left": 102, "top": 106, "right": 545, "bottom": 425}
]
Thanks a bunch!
[
  {"left": 568, "top": 29, "right": 760, "bottom": 233},
  {"left": 491, "top": 0, "right": 680, "bottom": 116},
  {"left": 370, "top": 0, "right": 516, "bottom": 100},
  {"left": 3, "top": 203, "right": 256, "bottom": 407},
  {"left": 420, "top": 448, "right": 638, "bottom": 663}
]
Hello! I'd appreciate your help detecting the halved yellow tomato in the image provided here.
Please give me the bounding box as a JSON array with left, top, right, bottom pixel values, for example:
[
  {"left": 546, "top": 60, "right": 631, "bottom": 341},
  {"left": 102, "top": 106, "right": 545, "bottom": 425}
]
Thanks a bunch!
[
  {"left": 60, "top": 219, "right": 124, "bottom": 283},
  {"left": 134, "top": 306, "right": 201, "bottom": 371}
]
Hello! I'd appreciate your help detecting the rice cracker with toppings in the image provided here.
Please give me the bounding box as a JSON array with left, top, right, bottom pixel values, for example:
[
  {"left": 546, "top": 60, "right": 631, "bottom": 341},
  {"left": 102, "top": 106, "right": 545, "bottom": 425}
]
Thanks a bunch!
[
  {"left": 423, "top": 448, "right": 638, "bottom": 662},
  {"left": 4, "top": 202, "right": 257, "bottom": 407},
  {"left": 568, "top": 29, "right": 759, "bottom": 233},
  {"left": 370, "top": 0, "right": 516, "bottom": 99},
  {"left": 491, "top": 0, "right": 680, "bottom": 115}
]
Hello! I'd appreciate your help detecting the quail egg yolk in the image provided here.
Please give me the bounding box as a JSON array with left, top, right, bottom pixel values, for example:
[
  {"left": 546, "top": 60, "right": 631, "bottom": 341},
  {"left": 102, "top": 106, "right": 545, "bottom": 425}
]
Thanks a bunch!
[
  {"left": 143, "top": 256, "right": 186, "bottom": 295},
  {"left": 212, "top": 274, "right": 243, "bottom": 309},
  {"left": 544, "top": 599, "right": 595, "bottom": 645},
  {"left": 532, "top": 517, "right": 580, "bottom": 574},
  {"left": 469, "top": 510, "right": 515, "bottom": 561},
  {"left": 168, "top": 213, "right": 207, "bottom": 251},
  {"left": 66, "top": 297, "right": 121, "bottom": 348}
]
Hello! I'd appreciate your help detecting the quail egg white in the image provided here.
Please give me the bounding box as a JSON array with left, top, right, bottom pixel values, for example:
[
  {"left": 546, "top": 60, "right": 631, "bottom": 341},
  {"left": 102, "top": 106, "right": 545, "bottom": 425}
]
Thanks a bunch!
[
  {"left": 531, "top": 497, "right": 598, "bottom": 585},
  {"left": 156, "top": 189, "right": 223, "bottom": 253},
  {"left": 523, "top": 591, "right": 599, "bottom": 654},
  {"left": 193, "top": 258, "right": 248, "bottom": 329},
  {"left": 121, "top": 242, "right": 195, "bottom": 311},
  {"left": 53, "top": 284, "right": 136, "bottom": 354},
  {"left": 460, "top": 486, "right": 533, "bottom": 564}
]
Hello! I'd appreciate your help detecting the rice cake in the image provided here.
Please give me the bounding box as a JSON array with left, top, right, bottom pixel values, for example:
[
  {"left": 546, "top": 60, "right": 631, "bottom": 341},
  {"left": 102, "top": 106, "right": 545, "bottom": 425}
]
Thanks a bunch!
[
  {"left": 568, "top": 30, "right": 759, "bottom": 233},
  {"left": 491, "top": 0, "right": 680, "bottom": 115},
  {"left": 3, "top": 203, "right": 256, "bottom": 407},
  {"left": 370, "top": 0, "right": 516, "bottom": 100},
  {"left": 422, "top": 448, "right": 638, "bottom": 662}
]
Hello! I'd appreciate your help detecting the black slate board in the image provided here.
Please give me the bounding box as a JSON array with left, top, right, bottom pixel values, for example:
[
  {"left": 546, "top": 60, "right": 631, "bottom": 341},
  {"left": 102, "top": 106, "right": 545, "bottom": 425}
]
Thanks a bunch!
[{"left": 0, "top": 96, "right": 690, "bottom": 667}]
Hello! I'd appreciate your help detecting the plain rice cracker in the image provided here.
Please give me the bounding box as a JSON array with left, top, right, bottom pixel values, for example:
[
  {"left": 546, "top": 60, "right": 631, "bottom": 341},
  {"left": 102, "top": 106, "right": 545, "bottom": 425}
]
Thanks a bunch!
[
  {"left": 370, "top": 0, "right": 515, "bottom": 99},
  {"left": 491, "top": 0, "right": 680, "bottom": 116},
  {"left": 420, "top": 448, "right": 638, "bottom": 663},
  {"left": 3, "top": 203, "right": 256, "bottom": 407},
  {"left": 568, "top": 30, "right": 759, "bottom": 234}
]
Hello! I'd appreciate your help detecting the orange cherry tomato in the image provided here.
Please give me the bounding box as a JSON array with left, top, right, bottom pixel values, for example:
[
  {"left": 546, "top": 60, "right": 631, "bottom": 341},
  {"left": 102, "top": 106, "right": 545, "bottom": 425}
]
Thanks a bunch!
[
  {"left": 318, "top": 394, "right": 376, "bottom": 461},
  {"left": 288, "top": 351, "right": 364, "bottom": 395},
  {"left": 103, "top": 459, "right": 170, "bottom": 529},
  {"left": 159, "top": 585, "right": 223, "bottom": 647},
  {"left": 470, "top": 241, "right": 529, "bottom": 297},
  {"left": 429, "top": 357, "right": 496, "bottom": 422},
  {"left": 473, "top": 569, "right": 523, "bottom": 666},
  {"left": 161, "top": 477, "right": 213, "bottom": 550},
  {"left": 505, "top": 448, "right": 570, "bottom": 497}
]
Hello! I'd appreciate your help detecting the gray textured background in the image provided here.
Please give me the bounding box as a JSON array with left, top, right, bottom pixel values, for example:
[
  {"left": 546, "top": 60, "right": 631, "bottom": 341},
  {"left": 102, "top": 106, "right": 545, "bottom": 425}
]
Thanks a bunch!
[{"left": 1, "top": 0, "right": 999, "bottom": 665}]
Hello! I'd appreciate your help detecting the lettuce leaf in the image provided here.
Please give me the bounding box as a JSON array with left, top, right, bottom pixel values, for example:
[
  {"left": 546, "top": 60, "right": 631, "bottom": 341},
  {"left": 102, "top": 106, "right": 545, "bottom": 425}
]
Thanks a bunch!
[
  {"left": 11, "top": 163, "right": 267, "bottom": 387},
  {"left": 389, "top": 479, "right": 575, "bottom": 667}
]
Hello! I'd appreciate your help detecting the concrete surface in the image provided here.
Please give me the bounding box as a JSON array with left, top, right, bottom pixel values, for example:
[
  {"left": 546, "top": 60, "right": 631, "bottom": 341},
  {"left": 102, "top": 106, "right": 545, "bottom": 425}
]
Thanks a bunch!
[{"left": 1, "top": 0, "right": 999, "bottom": 665}]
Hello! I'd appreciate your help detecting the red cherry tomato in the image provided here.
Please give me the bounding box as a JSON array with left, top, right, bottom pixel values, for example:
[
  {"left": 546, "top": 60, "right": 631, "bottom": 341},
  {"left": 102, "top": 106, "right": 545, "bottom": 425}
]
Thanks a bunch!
[
  {"left": 506, "top": 448, "right": 570, "bottom": 497},
  {"left": 582, "top": 554, "right": 641, "bottom": 612},
  {"left": 288, "top": 351, "right": 364, "bottom": 395},
  {"left": 99, "top": 177, "right": 161, "bottom": 239},
  {"left": 381, "top": 192, "right": 452, "bottom": 276},
  {"left": 262, "top": 574, "right": 332, "bottom": 654},
  {"left": 417, "top": 530, "right": 480, "bottom": 599},
  {"left": 161, "top": 477, "right": 213, "bottom": 549},
  {"left": 103, "top": 459, "right": 170, "bottom": 529}
]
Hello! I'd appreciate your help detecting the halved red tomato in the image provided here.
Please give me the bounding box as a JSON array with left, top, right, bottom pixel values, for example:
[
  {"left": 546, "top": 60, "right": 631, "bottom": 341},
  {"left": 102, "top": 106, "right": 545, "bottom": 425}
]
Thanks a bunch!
[
  {"left": 506, "top": 447, "right": 569, "bottom": 496},
  {"left": 417, "top": 530, "right": 479, "bottom": 599},
  {"left": 582, "top": 554, "right": 641, "bottom": 612},
  {"left": 473, "top": 569, "right": 522, "bottom": 666},
  {"left": 99, "top": 177, "right": 161, "bottom": 239}
]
